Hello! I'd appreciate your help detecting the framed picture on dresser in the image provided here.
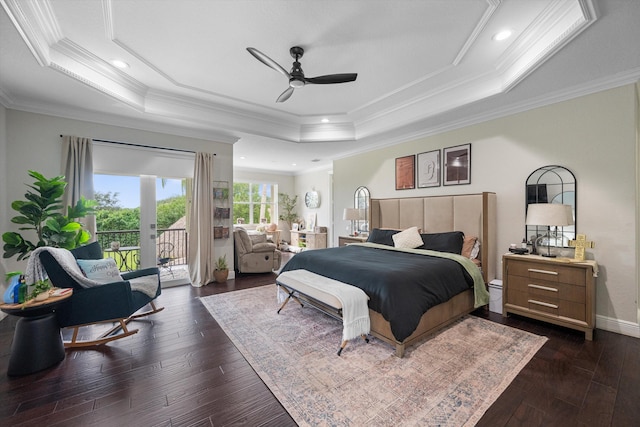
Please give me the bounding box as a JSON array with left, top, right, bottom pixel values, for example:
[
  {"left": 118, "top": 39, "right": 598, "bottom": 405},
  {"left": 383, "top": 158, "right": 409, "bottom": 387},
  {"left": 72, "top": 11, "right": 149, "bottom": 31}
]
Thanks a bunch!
[{"left": 395, "top": 155, "right": 415, "bottom": 190}]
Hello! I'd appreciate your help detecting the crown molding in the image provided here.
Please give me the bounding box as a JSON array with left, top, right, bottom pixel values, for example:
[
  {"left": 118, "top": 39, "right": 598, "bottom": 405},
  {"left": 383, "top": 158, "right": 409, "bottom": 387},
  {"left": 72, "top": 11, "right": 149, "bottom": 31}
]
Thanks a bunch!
[
  {"left": 499, "top": 0, "right": 597, "bottom": 91},
  {"left": 5, "top": 98, "right": 239, "bottom": 144},
  {"left": 0, "top": 86, "right": 14, "bottom": 108},
  {"left": 452, "top": 0, "right": 500, "bottom": 66},
  {"left": 1, "top": 0, "right": 52, "bottom": 66}
]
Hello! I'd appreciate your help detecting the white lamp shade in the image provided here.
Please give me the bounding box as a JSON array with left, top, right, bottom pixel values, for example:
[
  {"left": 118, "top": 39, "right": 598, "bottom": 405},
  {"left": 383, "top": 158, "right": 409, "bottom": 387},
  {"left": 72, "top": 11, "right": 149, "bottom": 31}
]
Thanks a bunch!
[
  {"left": 525, "top": 203, "right": 574, "bottom": 227},
  {"left": 343, "top": 208, "right": 360, "bottom": 221}
]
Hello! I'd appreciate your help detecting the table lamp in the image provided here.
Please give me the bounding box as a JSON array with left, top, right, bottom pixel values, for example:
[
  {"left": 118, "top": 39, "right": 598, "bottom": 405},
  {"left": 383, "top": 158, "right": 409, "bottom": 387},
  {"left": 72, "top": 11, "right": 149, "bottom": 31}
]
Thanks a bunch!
[
  {"left": 525, "top": 203, "right": 574, "bottom": 257},
  {"left": 343, "top": 208, "right": 360, "bottom": 236}
]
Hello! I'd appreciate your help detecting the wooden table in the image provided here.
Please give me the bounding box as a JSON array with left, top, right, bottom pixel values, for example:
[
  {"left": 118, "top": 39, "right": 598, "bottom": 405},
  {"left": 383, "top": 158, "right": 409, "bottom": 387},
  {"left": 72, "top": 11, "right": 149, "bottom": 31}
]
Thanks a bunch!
[{"left": 0, "top": 290, "right": 73, "bottom": 376}]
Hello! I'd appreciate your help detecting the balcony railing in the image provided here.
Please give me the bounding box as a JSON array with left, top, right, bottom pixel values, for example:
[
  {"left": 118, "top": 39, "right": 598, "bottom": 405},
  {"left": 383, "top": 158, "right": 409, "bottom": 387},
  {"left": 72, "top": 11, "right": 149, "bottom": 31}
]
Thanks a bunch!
[{"left": 96, "top": 228, "right": 187, "bottom": 271}]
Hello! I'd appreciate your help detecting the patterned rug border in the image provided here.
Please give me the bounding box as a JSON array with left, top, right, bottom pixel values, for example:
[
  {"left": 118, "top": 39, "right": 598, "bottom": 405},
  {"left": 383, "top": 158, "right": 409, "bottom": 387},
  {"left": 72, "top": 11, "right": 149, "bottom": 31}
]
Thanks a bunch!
[{"left": 201, "top": 285, "right": 547, "bottom": 426}]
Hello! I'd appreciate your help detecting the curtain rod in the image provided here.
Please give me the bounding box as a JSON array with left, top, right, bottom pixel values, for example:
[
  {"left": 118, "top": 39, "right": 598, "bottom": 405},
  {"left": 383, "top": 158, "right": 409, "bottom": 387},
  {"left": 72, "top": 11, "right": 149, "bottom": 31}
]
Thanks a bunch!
[{"left": 59, "top": 135, "right": 214, "bottom": 155}]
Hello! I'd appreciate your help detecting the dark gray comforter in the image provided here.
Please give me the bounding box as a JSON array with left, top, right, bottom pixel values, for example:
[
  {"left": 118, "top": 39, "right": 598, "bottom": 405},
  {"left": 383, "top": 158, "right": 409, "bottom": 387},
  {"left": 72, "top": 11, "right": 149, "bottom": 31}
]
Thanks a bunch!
[{"left": 279, "top": 243, "right": 475, "bottom": 342}]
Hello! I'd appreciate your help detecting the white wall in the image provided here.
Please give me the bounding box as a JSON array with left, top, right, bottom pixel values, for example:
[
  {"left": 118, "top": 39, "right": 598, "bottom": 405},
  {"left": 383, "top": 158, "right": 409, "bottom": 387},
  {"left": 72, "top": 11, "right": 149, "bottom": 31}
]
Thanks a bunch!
[
  {"left": 294, "top": 167, "right": 333, "bottom": 244},
  {"left": 333, "top": 84, "right": 639, "bottom": 333},
  {"left": 3, "top": 110, "right": 234, "bottom": 274}
]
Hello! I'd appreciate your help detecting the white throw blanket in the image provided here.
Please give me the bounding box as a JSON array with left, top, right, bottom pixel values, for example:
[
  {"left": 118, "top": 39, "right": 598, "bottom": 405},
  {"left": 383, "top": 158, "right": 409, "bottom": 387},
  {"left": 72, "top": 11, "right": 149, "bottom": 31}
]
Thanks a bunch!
[
  {"left": 277, "top": 269, "right": 370, "bottom": 342},
  {"left": 26, "top": 247, "right": 158, "bottom": 298}
]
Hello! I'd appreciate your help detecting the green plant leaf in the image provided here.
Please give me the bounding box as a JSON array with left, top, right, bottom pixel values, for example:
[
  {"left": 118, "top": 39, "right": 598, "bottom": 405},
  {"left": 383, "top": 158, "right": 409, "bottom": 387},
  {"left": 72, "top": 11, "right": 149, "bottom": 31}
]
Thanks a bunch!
[
  {"left": 45, "top": 218, "right": 62, "bottom": 232},
  {"left": 61, "top": 222, "right": 82, "bottom": 231},
  {"left": 77, "top": 229, "right": 91, "bottom": 245},
  {"left": 3, "top": 232, "right": 23, "bottom": 245},
  {"left": 10, "top": 216, "right": 33, "bottom": 225}
]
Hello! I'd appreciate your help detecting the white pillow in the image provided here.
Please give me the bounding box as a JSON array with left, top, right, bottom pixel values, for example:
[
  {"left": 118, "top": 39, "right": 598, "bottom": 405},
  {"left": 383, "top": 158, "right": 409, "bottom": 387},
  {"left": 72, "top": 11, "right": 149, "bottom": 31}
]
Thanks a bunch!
[
  {"left": 76, "top": 258, "right": 122, "bottom": 284},
  {"left": 470, "top": 240, "right": 481, "bottom": 259},
  {"left": 392, "top": 226, "right": 424, "bottom": 249}
]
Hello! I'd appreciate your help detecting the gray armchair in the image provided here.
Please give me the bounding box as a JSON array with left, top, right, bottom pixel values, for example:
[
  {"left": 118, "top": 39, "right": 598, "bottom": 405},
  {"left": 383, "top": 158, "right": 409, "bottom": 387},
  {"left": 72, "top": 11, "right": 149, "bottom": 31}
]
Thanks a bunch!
[{"left": 234, "top": 228, "right": 282, "bottom": 273}]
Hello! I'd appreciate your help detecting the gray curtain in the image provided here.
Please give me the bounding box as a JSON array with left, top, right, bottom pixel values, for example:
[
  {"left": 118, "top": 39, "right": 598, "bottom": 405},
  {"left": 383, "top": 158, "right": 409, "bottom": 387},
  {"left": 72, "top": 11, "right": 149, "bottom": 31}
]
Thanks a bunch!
[
  {"left": 61, "top": 135, "right": 96, "bottom": 239},
  {"left": 188, "top": 152, "right": 215, "bottom": 286}
]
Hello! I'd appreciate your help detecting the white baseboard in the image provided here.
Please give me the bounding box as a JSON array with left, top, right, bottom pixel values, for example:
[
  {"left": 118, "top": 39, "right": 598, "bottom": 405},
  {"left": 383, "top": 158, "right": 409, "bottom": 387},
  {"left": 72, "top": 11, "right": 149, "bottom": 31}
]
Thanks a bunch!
[{"left": 596, "top": 314, "right": 640, "bottom": 338}]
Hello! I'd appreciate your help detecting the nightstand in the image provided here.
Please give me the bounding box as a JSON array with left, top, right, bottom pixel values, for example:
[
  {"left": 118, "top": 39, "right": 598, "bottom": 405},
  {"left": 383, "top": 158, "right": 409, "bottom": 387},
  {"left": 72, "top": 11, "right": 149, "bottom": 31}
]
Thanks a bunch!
[
  {"left": 338, "top": 235, "right": 368, "bottom": 247},
  {"left": 502, "top": 254, "right": 596, "bottom": 340}
]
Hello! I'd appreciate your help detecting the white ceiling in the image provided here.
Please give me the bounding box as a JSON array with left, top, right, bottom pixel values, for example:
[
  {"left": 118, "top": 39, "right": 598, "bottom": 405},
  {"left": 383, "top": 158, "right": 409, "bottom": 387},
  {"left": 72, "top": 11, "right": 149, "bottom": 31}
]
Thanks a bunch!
[{"left": 1, "top": 0, "right": 639, "bottom": 174}]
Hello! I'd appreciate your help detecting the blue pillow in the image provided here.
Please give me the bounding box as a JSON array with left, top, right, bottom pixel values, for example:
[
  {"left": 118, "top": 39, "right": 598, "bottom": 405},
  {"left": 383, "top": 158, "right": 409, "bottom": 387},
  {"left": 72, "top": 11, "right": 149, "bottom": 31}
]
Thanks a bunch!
[
  {"left": 76, "top": 258, "right": 122, "bottom": 284},
  {"left": 366, "top": 229, "right": 400, "bottom": 246},
  {"left": 71, "top": 242, "right": 103, "bottom": 260},
  {"left": 419, "top": 231, "right": 464, "bottom": 254}
]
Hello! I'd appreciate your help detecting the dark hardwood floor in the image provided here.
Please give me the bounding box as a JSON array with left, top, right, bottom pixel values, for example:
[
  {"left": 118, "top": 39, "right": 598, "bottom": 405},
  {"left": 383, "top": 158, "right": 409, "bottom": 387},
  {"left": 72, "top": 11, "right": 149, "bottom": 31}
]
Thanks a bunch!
[{"left": 1, "top": 256, "right": 639, "bottom": 426}]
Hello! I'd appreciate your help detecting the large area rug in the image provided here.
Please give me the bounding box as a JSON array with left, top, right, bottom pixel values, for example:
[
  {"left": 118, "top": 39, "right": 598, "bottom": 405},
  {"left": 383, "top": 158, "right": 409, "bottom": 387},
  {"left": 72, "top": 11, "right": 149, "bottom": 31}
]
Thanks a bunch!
[{"left": 200, "top": 285, "right": 547, "bottom": 426}]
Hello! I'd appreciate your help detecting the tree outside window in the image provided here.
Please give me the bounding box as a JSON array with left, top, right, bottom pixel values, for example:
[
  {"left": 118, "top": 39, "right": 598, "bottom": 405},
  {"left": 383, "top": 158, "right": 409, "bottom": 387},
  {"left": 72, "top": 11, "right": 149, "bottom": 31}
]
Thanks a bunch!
[{"left": 233, "top": 182, "right": 277, "bottom": 225}]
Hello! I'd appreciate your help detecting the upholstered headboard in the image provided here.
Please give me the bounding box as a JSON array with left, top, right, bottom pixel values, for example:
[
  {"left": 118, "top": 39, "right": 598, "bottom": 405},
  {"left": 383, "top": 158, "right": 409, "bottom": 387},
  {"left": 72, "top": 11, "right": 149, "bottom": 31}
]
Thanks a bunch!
[{"left": 370, "top": 192, "right": 497, "bottom": 283}]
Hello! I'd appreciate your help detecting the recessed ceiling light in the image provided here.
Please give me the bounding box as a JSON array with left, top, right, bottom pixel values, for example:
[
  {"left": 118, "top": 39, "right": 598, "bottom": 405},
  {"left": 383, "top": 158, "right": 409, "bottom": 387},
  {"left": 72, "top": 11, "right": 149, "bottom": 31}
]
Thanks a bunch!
[
  {"left": 493, "top": 30, "right": 512, "bottom": 41},
  {"left": 240, "top": 156, "right": 246, "bottom": 160},
  {"left": 292, "top": 163, "right": 297, "bottom": 166},
  {"left": 321, "top": 118, "right": 329, "bottom": 123},
  {"left": 111, "top": 59, "right": 129, "bottom": 69}
]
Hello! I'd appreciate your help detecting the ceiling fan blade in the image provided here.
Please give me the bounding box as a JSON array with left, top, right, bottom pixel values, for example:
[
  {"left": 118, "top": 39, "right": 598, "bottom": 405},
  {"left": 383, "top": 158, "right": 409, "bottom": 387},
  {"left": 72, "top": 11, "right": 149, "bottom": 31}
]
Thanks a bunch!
[
  {"left": 276, "top": 87, "right": 294, "bottom": 103},
  {"left": 305, "top": 73, "right": 358, "bottom": 84},
  {"left": 246, "top": 47, "right": 290, "bottom": 79}
]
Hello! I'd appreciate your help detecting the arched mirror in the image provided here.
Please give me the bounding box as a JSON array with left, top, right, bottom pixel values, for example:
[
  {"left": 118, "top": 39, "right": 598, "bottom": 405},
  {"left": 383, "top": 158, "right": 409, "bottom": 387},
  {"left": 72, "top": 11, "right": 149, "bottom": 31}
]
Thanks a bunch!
[
  {"left": 525, "top": 165, "right": 576, "bottom": 252},
  {"left": 354, "top": 186, "right": 370, "bottom": 235}
]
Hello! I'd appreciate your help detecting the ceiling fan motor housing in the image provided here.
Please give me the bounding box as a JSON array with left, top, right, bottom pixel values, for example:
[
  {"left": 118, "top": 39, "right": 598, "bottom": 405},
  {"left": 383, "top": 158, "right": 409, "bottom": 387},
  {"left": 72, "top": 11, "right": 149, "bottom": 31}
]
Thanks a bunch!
[{"left": 289, "top": 60, "right": 305, "bottom": 88}]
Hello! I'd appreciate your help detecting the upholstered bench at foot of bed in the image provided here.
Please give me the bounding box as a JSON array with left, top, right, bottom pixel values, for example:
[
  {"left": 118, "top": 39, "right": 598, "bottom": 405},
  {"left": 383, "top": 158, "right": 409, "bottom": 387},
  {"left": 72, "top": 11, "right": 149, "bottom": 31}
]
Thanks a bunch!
[{"left": 276, "top": 269, "right": 370, "bottom": 356}]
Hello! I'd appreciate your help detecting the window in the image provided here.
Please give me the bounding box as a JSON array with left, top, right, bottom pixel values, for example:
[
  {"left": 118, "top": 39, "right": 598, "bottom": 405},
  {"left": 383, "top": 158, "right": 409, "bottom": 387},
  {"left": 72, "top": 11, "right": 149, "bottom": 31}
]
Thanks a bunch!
[{"left": 233, "top": 182, "right": 278, "bottom": 225}]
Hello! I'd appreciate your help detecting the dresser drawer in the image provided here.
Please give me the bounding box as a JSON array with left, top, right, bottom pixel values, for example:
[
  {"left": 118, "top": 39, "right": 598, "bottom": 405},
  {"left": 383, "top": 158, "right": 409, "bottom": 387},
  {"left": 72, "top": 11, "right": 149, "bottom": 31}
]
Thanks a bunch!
[
  {"left": 506, "top": 275, "right": 586, "bottom": 304},
  {"left": 507, "top": 259, "right": 585, "bottom": 286},
  {"left": 507, "top": 289, "right": 586, "bottom": 321}
]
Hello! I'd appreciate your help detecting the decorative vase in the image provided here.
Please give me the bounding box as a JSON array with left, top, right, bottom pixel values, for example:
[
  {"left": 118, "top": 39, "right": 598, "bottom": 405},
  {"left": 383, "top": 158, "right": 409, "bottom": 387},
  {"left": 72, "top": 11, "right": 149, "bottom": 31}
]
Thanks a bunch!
[{"left": 214, "top": 269, "right": 229, "bottom": 283}]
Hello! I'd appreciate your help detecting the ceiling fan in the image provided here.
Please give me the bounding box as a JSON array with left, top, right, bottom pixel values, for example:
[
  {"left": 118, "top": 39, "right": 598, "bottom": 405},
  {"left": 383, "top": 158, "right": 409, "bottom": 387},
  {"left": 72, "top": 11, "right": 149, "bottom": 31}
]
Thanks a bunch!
[{"left": 247, "top": 46, "right": 357, "bottom": 103}]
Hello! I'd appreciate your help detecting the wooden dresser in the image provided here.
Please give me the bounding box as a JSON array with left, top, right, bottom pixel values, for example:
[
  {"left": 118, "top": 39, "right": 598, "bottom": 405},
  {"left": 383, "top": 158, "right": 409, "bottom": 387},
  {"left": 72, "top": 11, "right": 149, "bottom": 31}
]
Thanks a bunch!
[{"left": 502, "top": 254, "right": 596, "bottom": 340}]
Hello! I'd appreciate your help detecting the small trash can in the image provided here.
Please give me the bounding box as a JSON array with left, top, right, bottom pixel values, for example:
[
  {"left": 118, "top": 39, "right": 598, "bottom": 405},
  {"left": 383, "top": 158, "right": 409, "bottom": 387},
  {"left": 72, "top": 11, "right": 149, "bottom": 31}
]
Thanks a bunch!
[{"left": 488, "top": 279, "right": 503, "bottom": 314}]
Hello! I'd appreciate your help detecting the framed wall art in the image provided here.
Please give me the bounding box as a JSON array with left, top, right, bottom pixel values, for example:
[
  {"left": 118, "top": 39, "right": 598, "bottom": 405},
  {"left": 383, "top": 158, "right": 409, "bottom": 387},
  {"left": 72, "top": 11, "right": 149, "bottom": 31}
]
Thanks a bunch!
[
  {"left": 443, "top": 143, "right": 471, "bottom": 186},
  {"left": 395, "top": 154, "right": 415, "bottom": 190},
  {"left": 417, "top": 150, "right": 441, "bottom": 188}
]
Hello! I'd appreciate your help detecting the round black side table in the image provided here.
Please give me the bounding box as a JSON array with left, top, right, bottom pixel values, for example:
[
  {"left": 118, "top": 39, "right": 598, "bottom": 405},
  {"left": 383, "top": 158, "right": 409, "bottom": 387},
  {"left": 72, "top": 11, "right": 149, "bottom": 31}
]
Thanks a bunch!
[{"left": 0, "top": 291, "right": 72, "bottom": 376}]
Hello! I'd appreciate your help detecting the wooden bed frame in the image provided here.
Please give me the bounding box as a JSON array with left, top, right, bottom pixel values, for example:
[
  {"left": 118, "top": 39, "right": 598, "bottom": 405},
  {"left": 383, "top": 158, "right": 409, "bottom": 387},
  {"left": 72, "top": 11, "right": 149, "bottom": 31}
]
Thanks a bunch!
[{"left": 368, "top": 192, "right": 496, "bottom": 357}]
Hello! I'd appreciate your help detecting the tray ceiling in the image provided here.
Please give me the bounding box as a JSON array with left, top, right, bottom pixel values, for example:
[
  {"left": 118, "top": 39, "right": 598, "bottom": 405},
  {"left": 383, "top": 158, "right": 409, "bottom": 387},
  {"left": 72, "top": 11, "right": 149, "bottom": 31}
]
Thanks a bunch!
[{"left": 1, "top": 0, "right": 638, "bottom": 173}]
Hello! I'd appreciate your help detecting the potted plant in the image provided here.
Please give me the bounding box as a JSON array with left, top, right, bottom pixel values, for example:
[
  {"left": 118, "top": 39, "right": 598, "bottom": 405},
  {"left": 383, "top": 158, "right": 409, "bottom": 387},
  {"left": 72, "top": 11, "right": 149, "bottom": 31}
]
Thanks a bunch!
[
  {"left": 3, "top": 170, "right": 96, "bottom": 261},
  {"left": 2, "top": 170, "right": 95, "bottom": 300},
  {"left": 214, "top": 254, "right": 229, "bottom": 283},
  {"left": 278, "top": 193, "right": 298, "bottom": 244},
  {"left": 278, "top": 193, "right": 298, "bottom": 228}
]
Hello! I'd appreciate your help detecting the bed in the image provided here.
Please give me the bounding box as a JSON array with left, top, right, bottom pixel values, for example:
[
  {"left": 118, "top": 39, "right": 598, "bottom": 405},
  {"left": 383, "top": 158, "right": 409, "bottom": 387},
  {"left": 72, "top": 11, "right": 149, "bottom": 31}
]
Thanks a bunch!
[{"left": 279, "top": 192, "right": 496, "bottom": 357}]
